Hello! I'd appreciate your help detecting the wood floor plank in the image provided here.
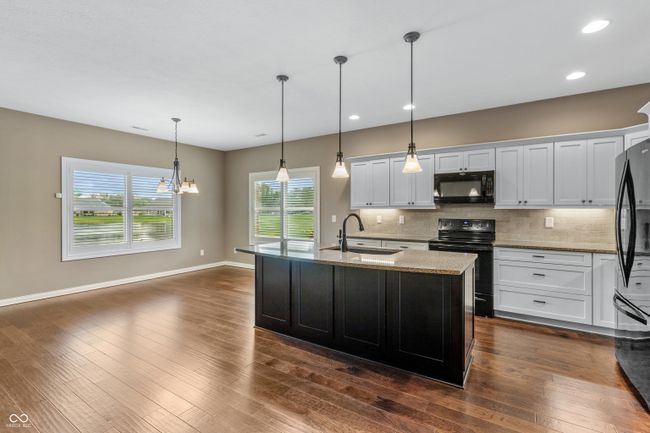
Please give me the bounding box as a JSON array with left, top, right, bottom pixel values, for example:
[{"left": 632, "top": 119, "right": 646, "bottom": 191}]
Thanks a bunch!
[{"left": 1, "top": 266, "right": 649, "bottom": 433}]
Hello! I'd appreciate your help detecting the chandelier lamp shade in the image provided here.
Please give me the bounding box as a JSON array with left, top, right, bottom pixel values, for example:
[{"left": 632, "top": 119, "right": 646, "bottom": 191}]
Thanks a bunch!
[
  {"left": 276, "top": 74, "right": 290, "bottom": 183},
  {"left": 402, "top": 31, "right": 423, "bottom": 174},
  {"left": 156, "top": 118, "right": 199, "bottom": 194},
  {"left": 331, "top": 55, "right": 350, "bottom": 179}
]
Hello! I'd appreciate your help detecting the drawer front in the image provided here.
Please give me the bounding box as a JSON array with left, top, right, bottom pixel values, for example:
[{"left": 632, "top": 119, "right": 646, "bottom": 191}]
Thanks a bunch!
[
  {"left": 495, "top": 261, "right": 592, "bottom": 296},
  {"left": 381, "top": 240, "right": 429, "bottom": 251},
  {"left": 624, "top": 273, "right": 650, "bottom": 297},
  {"left": 496, "top": 286, "right": 591, "bottom": 324},
  {"left": 632, "top": 258, "right": 650, "bottom": 272},
  {"left": 346, "top": 238, "right": 383, "bottom": 248},
  {"left": 494, "top": 247, "right": 591, "bottom": 267}
]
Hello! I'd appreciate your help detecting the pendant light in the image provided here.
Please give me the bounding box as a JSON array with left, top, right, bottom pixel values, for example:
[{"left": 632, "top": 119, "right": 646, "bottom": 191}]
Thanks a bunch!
[
  {"left": 331, "top": 55, "right": 350, "bottom": 179},
  {"left": 402, "top": 31, "right": 422, "bottom": 174},
  {"left": 156, "top": 118, "right": 199, "bottom": 194},
  {"left": 276, "top": 74, "right": 290, "bottom": 183}
]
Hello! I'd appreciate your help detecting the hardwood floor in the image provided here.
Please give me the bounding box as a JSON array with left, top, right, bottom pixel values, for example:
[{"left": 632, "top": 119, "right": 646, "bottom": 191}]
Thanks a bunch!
[{"left": 1, "top": 266, "right": 649, "bottom": 433}]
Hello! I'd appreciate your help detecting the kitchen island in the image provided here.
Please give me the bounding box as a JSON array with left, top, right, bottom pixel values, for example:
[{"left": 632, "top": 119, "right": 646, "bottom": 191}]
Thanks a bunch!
[{"left": 236, "top": 241, "right": 477, "bottom": 387}]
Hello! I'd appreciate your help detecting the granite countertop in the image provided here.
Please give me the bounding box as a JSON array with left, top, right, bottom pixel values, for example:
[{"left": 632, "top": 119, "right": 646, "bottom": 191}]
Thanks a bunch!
[
  {"left": 493, "top": 239, "right": 617, "bottom": 254},
  {"left": 347, "top": 232, "right": 434, "bottom": 242},
  {"left": 236, "top": 242, "right": 477, "bottom": 276}
]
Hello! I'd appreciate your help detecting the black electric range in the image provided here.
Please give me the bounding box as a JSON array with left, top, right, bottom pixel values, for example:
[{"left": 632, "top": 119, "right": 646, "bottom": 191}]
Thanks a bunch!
[{"left": 429, "top": 219, "right": 495, "bottom": 317}]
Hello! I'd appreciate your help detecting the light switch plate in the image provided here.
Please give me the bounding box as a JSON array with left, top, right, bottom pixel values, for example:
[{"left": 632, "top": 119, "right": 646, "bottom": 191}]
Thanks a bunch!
[
  {"left": 376, "top": 215, "right": 382, "bottom": 223},
  {"left": 399, "top": 215, "right": 405, "bottom": 224},
  {"left": 55, "top": 192, "right": 63, "bottom": 199},
  {"left": 545, "top": 216, "right": 554, "bottom": 228},
  {"left": 331, "top": 215, "right": 336, "bottom": 223},
  {"left": 200, "top": 249, "right": 205, "bottom": 256}
]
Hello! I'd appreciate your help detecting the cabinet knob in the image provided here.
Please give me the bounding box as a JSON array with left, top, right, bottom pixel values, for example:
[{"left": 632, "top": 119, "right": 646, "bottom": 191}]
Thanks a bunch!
[
  {"left": 524, "top": 200, "right": 528, "bottom": 204},
  {"left": 518, "top": 200, "right": 522, "bottom": 204},
  {"left": 582, "top": 199, "right": 586, "bottom": 203},
  {"left": 588, "top": 200, "right": 592, "bottom": 203}
]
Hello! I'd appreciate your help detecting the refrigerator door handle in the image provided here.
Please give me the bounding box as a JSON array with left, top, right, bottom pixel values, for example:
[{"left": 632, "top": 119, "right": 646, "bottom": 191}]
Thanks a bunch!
[
  {"left": 614, "top": 293, "right": 647, "bottom": 325},
  {"left": 615, "top": 160, "right": 628, "bottom": 283},
  {"left": 615, "top": 160, "right": 637, "bottom": 286},
  {"left": 625, "top": 163, "right": 637, "bottom": 285}
]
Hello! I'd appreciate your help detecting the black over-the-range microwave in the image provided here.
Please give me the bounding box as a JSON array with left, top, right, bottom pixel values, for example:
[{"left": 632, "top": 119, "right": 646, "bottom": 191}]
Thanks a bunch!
[{"left": 433, "top": 171, "right": 495, "bottom": 204}]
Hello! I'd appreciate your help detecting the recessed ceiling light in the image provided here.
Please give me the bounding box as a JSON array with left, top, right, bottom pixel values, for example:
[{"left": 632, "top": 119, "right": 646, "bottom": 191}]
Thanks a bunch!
[
  {"left": 566, "top": 71, "right": 586, "bottom": 80},
  {"left": 582, "top": 19, "right": 610, "bottom": 34},
  {"left": 348, "top": 114, "right": 360, "bottom": 120},
  {"left": 131, "top": 125, "right": 149, "bottom": 131},
  {"left": 255, "top": 133, "right": 267, "bottom": 137},
  {"left": 403, "top": 104, "right": 415, "bottom": 110}
]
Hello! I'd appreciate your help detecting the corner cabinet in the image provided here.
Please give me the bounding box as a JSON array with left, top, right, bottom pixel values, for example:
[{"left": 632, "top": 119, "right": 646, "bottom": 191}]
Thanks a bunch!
[
  {"left": 350, "top": 159, "right": 390, "bottom": 208},
  {"left": 554, "top": 137, "right": 622, "bottom": 207},
  {"left": 389, "top": 154, "right": 435, "bottom": 208},
  {"left": 495, "top": 143, "right": 553, "bottom": 208}
]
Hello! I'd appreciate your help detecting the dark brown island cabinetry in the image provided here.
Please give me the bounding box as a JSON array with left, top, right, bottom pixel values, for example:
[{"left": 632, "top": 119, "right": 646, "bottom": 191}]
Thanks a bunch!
[{"left": 253, "top": 255, "right": 475, "bottom": 387}]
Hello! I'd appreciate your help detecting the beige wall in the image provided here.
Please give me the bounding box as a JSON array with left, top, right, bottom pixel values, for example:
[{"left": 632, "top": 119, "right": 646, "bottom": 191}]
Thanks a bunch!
[
  {"left": 226, "top": 84, "right": 650, "bottom": 264},
  {"left": 0, "top": 108, "right": 225, "bottom": 300}
]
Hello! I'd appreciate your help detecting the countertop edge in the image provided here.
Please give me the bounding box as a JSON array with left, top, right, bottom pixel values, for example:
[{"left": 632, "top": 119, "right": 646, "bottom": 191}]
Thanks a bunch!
[{"left": 492, "top": 242, "right": 616, "bottom": 254}]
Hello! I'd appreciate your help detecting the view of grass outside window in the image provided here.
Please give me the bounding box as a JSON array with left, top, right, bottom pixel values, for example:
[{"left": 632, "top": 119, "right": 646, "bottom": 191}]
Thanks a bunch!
[
  {"left": 251, "top": 168, "right": 319, "bottom": 244},
  {"left": 63, "top": 158, "right": 180, "bottom": 260}
]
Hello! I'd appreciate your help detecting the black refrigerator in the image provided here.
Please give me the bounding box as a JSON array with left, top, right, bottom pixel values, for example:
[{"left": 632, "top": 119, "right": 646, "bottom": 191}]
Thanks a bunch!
[{"left": 614, "top": 136, "right": 650, "bottom": 411}]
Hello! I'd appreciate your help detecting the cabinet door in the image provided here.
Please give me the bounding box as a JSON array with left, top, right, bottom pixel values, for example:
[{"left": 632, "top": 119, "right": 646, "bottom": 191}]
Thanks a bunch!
[
  {"left": 291, "top": 262, "right": 334, "bottom": 345},
  {"left": 587, "top": 137, "right": 623, "bottom": 206},
  {"left": 335, "top": 267, "right": 386, "bottom": 359},
  {"left": 369, "top": 158, "right": 390, "bottom": 207},
  {"left": 412, "top": 154, "right": 435, "bottom": 206},
  {"left": 523, "top": 142, "right": 554, "bottom": 206},
  {"left": 625, "top": 130, "right": 650, "bottom": 151},
  {"left": 389, "top": 157, "right": 413, "bottom": 207},
  {"left": 464, "top": 148, "right": 495, "bottom": 172},
  {"left": 435, "top": 152, "right": 463, "bottom": 174},
  {"left": 593, "top": 254, "right": 617, "bottom": 329},
  {"left": 255, "top": 256, "right": 291, "bottom": 333},
  {"left": 554, "top": 140, "right": 587, "bottom": 206},
  {"left": 495, "top": 146, "right": 523, "bottom": 207},
  {"left": 350, "top": 162, "right": 370, "bottom": 208}
]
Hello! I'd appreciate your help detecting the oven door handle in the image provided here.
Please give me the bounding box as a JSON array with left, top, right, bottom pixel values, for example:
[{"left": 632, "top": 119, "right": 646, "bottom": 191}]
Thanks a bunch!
[{"left": 429, "top": 243, "right": 492, "bottom": 252}]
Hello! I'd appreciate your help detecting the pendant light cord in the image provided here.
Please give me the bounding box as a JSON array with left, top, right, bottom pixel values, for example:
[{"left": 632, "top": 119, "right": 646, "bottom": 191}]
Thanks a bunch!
[
  {"left": 410, "top": 40, "right": 414, "bottom": 145},
  {"left": 338, "top": 61, "right": 342, "bottom": 154},
  {"left": 281, "top": 79, "right": 285, "bottom": 160},
  {"left": 174, "top": 121, "right": 179, "bottom": 159}
]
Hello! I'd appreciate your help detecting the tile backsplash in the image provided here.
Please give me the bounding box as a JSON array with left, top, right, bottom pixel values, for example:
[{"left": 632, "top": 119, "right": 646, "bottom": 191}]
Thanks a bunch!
[{"left": 358, "top": 205, "right": 615, "bottom": 244}]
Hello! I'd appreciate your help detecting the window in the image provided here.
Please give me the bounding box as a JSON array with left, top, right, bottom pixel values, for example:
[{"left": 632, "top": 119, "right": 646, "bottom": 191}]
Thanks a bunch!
[
  {"left": 62, "top": 157, "right": 180, "bottom": 260},
  {"left": 249, "top": 167, "right": 320, "bottom": 244}
]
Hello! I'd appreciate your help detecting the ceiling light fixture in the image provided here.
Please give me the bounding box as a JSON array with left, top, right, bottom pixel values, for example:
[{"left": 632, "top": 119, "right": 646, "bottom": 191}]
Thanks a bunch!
[
  {"left": 582, "top": 19, "right": 609, "bottom": 34},
  {"left": 332, "top": 55, "right": 350, "bottom": 179},
  {"left": 566, "top": 71, "right": 586, "bottom": 80},
  {"left": 402, "top": 31, "right": 422, "bottom": 174},
  {"left": 276, "top": 74, "right": 290, "bottom": 183},
  {"left": 157, "top": 118, "right": 199, "bottom": 194},
  {"left": 403, "top": 104, "right": 415, "bottom": 111},
  {"left": 348, "top": 114, "right": 360, "bottom": 120}
]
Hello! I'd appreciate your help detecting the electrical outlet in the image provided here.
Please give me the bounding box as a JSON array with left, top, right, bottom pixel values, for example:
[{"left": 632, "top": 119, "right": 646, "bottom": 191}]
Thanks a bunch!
[
  {"left": 399, "top": 215, "right": 405, "bottom": 225},
  {"left": 331, "top": 215, "right": 336, "bottom": 223},
  {"left": 545, "top": 217, "right": 554, "bottom": 228},
  {"left": 200, "top": 249, "right": 205, "bottom": 256},
  {"left": 376, "top": 215, "right": 382, "bottom": 224}
]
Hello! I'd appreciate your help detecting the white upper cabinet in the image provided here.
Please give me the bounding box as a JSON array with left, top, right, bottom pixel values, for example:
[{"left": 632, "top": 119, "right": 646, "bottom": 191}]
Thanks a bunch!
[
  {"left": 554, "top": 140, "right": 588, "bottom": 206},
  {"left": 554, "top": 137, "right": 622, "bottom": 207},
  {"left": 496, "top": 143, "right": 553, "bottom": 208},
  {"left": 592, "top": 254, "right": 617, "bottom": 329},
  {"left": 523, "top": 142, "right": 554, "bottom": 206},
  {"left": 350, "top": 158, "right": 390, "bottom": 208},
  {"left": 435, "top": 149, "right": 495, "bottom": 173},
  {"left": 495, "top": 146, "right": 523, "bottom": 207},
  {"left": 464, "top": 148, "right": 495, "bottom": 172},
  {"left": 389, "top": 154, "right": 435, "bottom": 208},
  {"left": 587, "top": 137, "right": 623, "bottom": 206},
  {"left": 625, "top": 129, "right": 649, "bottom": 151}
]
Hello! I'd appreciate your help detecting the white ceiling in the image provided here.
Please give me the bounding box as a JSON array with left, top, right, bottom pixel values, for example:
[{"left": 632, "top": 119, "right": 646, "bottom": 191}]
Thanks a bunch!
[{"left": 2, "top": 0, "right": 649, "bottom": 151}]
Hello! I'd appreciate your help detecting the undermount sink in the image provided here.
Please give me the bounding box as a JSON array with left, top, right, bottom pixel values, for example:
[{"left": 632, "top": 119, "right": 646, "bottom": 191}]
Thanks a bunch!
[{"left": 323, "top": 246, "right": 401, "bottom": 255}]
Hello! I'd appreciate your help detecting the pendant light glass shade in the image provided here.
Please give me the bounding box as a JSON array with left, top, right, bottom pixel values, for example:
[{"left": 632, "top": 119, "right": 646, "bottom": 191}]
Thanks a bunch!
[
  {"left": 402, "top": 31, "right": 422, "bottom": 174},
  {"left": 276, "top": 75, "right": 290, "bottom": 183},
  {"left": 332, "top": 55, "right": 350, "bottom": 179},
  {"left": 188, "top": 179, "right": 199, "bottom": 194},
  {"left": 156, "top": 177, "right": 169, "bottom": 193}
]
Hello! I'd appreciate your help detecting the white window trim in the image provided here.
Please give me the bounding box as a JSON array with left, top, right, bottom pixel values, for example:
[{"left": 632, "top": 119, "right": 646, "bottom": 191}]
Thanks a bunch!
[
  {"left": 61, "top": 157, "right": 181, "bottom": 261},
  {"left": 249, "top": 166, "right": 320, "bottom": 245}
]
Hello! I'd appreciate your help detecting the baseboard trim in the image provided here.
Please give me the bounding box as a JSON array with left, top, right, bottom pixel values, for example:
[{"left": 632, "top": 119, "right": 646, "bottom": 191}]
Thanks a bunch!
[
  {"left": 0, "top": 261, "right": 254, "bottom": 308},
  {"left": 495, "top": 311, "right": 615, "bottom": 337}
]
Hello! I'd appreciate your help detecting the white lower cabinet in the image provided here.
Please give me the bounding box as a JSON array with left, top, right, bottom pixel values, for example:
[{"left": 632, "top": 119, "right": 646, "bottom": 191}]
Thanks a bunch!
[
  {"left": 382, "top": 240, "right": 428, "bottom": 250},
  {"left": 592, "top": 254, "right": 617, "bottom": 329},
  {"left": 495, "top": 247, "right": 616, "bottom": 331},
  {"left": 346, "top": 238, "right": 382, "bottom": 248}
]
